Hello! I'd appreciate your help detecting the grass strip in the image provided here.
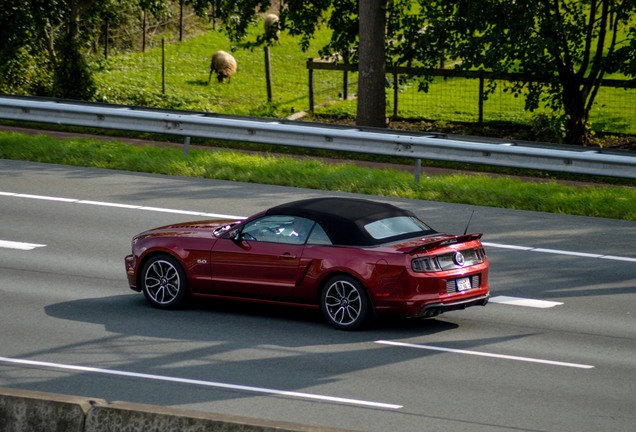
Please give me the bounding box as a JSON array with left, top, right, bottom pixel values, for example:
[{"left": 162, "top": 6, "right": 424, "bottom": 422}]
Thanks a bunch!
[{"left": 1, "top": 131, "right": 634, "bottom": 221}]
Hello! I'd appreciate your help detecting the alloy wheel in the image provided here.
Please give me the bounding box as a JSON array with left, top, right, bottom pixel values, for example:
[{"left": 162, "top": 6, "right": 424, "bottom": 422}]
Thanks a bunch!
[{"left": 322, "top": 277, "right": 369, "bottom": 330}]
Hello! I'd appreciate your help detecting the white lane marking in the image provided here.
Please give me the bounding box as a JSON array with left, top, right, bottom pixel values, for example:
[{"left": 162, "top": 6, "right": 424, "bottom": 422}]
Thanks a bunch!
[
  {"left": 483, "top": 242, "right": 636, "bottom": 263},
  {"left": 489, "top": 296, "right": 563, "bottom": 308},
  {"left": 0, "top": 240, "right": 47, "bottom": 250},
  {"left": 3, "top": 191, "right": 633, "bottom": 261},
  {"left": 77, "top": 200, "right": 140, "bottom": 209},
  {"left": 375, "top": 340, "right": 594, "bottom": 369},
  {"left": 2, "top": 192, "right": 76, "bottom": 202},
  {"left": 0, "top": 356, "right": 402, "bottom": 410},
  {"left": 0, "top": 191, "right": 244, "bottom": 219}
]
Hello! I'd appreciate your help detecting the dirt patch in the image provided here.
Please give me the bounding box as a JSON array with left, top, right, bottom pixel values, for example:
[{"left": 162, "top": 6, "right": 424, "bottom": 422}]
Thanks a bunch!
[{"left": 315, "top": 116, "right": 636, "bottom": 151}]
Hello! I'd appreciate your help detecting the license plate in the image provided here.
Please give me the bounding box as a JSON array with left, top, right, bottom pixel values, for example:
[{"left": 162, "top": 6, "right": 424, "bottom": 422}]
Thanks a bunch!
[{"left": 456, "top": 277, "right": 471, "bottom": 292}]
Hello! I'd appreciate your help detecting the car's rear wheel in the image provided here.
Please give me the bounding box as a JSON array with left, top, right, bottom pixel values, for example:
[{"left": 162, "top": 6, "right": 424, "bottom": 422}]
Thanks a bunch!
[
  {"left": 140, "top": 255, "right": 187, "bottom": 309},
  {"left": 321, "top": 275, "right": 370, "bottom": 330}
]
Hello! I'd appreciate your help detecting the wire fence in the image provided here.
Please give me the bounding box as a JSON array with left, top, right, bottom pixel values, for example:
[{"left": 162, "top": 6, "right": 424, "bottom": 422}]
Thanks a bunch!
[{"left": 308, "top": 60, "right": 636, "bottom": 135}]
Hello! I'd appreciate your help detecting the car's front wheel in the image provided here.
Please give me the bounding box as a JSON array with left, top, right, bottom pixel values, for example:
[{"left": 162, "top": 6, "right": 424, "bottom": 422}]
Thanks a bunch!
[
  {"left": 321, "top": 275, "right": 370, "bottom": 330},
  {"left": 140, "top": 255, "right": 187, "bottom": 309}
]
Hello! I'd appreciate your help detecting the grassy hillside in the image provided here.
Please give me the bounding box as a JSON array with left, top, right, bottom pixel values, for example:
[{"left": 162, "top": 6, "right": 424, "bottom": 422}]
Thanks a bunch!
[{"left": 93, "top": 23, "right": 331, "bottom": 117}]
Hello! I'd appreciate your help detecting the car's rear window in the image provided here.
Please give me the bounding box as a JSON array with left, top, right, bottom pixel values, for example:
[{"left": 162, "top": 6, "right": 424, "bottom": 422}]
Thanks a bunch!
[{"left": 364, "top": 216, "right": 433, "bottom": 240}]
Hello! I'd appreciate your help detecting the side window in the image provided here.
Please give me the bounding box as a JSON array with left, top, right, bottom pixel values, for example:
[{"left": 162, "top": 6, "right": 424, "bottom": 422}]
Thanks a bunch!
[
  {"left": 241, "top": 216, "right": 317, "bottom": 245},
  {"left": 280, "top": 217, "right": 314, "bottom": 244},
  {"left": 241, "top": 216, "right": 287, "bottom": 242},
  {"left": 307, "top": 223, "right": 332, "bottom": 245}
]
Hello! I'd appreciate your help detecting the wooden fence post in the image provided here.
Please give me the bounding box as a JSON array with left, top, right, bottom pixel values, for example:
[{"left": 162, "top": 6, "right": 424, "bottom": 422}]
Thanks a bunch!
[
  {"left": 103, "top": 19, "right": 109, "bottom": 59},
  {"left": 393, "top": 73, "right": 399, "bottom": 119},
  {"left": 142, "top": 11, "right": 146, "bottom": 53},
  {"left": 161, "top": 39, "right": 166, "bottom": 95},
  {"left": 343, "top": 65, "right": 349, "bottom": 100},
  {"left": 179, "top": 0, "right": 184, "bottom": 42},
  {"left": 478, "top": 75, "right": 484, "bottom": 123},
  {"left": 308, "top": 58, "right": 315, "bottom": 112},
  {"left": 265, "top": 46, "right": 273, "bottom": 103}
]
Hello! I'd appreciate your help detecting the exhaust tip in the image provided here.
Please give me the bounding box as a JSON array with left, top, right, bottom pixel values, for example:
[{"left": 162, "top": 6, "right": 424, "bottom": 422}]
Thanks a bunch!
[{"left": 423, "top": 308, "right": 442, "bottom": 318}]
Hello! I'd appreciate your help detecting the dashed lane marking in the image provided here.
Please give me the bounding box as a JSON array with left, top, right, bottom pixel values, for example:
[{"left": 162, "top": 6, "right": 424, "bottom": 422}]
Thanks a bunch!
[
  {"left": 489, "top": 296, "right": 563, "bottom": 308},
  {"left": 0, "top": 191, "right": 244, "bottom": 219},
  {"left": 483, "top": 242, "right": 636, "bottom": 263},
  {"left": 375, "top": 340, "right": 594, "bottom": 369},
  {"left": 0, "top": 240, "right": 46, "bottom": 250}
]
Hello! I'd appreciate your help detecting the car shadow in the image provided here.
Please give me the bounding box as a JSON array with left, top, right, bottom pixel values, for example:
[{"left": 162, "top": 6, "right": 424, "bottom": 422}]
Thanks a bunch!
[
  {"left": 44, "top": 294, "right": 460, "bottom": 345},
  {"left": 33, "top": 294, "right": 530, "bottom": 408}
]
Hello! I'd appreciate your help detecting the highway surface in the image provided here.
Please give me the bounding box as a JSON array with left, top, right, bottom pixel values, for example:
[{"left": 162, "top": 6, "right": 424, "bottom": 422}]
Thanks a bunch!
[{"left": 1, "top": 159, "right": 635, "bottom": 432}]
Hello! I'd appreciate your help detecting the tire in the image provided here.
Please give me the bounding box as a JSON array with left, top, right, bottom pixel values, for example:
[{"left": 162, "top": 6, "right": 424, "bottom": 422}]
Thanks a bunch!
[
  {"left": 140, "top": 254, "right": 187, "bottom": 309},
  {"left": 321, "top": 275, "right": 370, "bottom": 330}
]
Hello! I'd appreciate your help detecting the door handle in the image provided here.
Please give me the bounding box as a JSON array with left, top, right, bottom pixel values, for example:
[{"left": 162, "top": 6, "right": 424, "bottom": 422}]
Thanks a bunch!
[{"left": 279, "top": 253, "right": 297, "bottom": 259}]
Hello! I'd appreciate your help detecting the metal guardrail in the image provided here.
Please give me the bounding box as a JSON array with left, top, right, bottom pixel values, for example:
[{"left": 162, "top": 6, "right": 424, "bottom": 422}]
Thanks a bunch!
[{"left": 1, "top": 95, "right": 635, "bottom": 179}]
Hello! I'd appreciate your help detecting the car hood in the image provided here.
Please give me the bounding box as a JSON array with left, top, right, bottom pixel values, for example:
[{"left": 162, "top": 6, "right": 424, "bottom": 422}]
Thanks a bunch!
[
  {"left": 392, "top": 232, "right": 483, "bottom": 254},
  {"left": 135, "top": 219, "right": 240, "bottom": 240}
]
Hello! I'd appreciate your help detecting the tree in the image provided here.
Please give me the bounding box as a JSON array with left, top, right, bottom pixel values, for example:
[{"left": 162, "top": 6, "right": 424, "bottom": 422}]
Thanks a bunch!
[
  {"left": 0, "top": 0, "right": 54, "bottom": 95},
  {"left": 0, "top": 0, "right": 170, "bottom": 99},
  {"left": 53, "top": 0, "right": 97, "bottom": 99},
  {"left": 400, "top": 0, "right": 636, "bottom": 145},
  {"left": 0, "top": 0, "right": 98, "bottom": 99},
  {"left": 357, "top": 0, "right": 388, "bottom": 127}
]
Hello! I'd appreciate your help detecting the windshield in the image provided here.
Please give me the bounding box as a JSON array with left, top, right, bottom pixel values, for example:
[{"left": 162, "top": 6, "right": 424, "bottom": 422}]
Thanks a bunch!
[{"left": 364, "top": 216, "right": 433, "bottom": 240}]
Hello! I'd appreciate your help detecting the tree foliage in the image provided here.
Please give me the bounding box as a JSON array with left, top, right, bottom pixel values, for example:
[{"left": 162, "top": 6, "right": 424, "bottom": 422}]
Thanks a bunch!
[
  {"left": 2, "top": 0, "right": 635, "bottom": 144},
  {"left": 0, "top": 0, "right": 96, "bottom": 98},
  {"left": 396, "top": 0, "right": 636, "bottom": 145},
  {"left": 0, "top": 0, "right": 172, "bottom": 98}
]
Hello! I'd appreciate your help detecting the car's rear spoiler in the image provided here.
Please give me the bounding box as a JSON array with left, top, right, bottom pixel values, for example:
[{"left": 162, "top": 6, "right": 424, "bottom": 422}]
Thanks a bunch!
[{"left": 405, "top": 232, "right": 483, "bottom": 254}]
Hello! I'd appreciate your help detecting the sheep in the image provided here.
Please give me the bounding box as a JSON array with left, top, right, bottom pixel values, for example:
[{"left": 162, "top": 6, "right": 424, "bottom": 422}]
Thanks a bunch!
[
  {"left": 208, "top": 50, "right": 237, "bottom": 84},
  {"left": 263, "top": 14, "right": 280, "bottom": 42}
]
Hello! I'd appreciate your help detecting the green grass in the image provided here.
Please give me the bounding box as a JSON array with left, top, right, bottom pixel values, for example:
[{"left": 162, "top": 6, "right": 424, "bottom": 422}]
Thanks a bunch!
[{"left": 1, "top": 131, "right": 634, "bottom": 221}]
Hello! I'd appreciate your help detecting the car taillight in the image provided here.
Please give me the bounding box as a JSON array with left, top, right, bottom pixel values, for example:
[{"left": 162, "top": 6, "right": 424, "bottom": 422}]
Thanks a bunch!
[
  {"left": 475, "top": 246, "right": 487, "bottom": 263},
  {"left": 411, "top": 256, "right": 442, "bottom": 272}
]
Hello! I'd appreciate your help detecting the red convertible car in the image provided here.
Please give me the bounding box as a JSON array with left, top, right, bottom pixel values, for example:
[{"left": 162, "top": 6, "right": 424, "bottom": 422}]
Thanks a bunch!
[{"left": 125, "top": 197, "right": 489, "bottom": 330}]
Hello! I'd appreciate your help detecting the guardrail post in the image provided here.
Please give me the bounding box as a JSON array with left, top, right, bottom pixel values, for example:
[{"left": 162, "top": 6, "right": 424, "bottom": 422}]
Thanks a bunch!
[
  {"left": 414, "top": 158, "right": 421, "bottom": 183},
  {"left": 183, "top": 136, "right": 190, "bottom": 156}
]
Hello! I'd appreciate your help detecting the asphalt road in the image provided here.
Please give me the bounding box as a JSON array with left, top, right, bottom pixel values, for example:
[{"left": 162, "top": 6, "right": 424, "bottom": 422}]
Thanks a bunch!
[{"left": 1, "top": 159, "right": 635, "bottom": 432}]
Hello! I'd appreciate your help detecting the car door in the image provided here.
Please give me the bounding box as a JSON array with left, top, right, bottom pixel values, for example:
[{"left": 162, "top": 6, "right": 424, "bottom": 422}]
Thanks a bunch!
[{"left": 207, "top": 216, "right": 311, "bottom": 299}]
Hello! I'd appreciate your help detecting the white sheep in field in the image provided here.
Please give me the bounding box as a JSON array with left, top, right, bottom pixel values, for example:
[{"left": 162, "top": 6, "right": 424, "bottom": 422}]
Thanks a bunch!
[
  {"left": 263, "top": 14, "right": 280, "bottom": 42},
  {"left": 208, "top": 50, "right": 237, "bottom": 84}
]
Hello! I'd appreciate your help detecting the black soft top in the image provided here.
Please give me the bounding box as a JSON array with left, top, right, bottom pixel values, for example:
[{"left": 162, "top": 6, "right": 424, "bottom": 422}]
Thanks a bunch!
[{"left": 266, "top": 197, "right": 430, "bottom": 246}]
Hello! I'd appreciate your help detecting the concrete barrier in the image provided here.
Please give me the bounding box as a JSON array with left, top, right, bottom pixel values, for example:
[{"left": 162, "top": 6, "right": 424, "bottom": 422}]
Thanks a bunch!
[
  {"left": 0, "top": 387, "right": 355, "bottom": 432},
  {"left": 0, "top": 387, "right": 106, "bottom": 432}
]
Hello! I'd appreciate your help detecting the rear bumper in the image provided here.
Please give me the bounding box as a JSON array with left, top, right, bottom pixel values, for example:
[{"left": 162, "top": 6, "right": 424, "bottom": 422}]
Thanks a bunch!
[{"left": 418, "top": 294, "right": 489, "bottom": 318}]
